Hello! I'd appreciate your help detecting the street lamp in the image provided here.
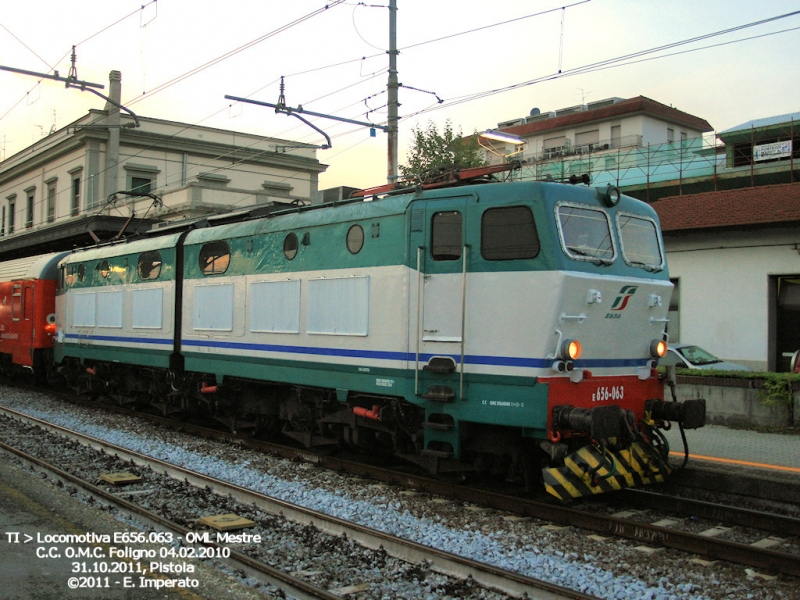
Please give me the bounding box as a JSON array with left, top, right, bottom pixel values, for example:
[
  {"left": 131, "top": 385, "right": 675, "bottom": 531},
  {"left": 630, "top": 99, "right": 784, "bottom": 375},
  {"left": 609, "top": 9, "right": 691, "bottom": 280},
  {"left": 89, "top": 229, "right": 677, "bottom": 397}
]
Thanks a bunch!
[{"left": 478, "top": 130, "right": 526, "bottom": 161}]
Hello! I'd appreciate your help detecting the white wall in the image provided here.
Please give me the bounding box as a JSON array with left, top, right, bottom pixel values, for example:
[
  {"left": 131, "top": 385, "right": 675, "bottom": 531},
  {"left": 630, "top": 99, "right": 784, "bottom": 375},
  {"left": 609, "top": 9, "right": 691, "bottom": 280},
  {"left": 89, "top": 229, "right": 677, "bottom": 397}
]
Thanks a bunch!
[{"left": 665, "top": 228, "right": 800, "bottom": 370}]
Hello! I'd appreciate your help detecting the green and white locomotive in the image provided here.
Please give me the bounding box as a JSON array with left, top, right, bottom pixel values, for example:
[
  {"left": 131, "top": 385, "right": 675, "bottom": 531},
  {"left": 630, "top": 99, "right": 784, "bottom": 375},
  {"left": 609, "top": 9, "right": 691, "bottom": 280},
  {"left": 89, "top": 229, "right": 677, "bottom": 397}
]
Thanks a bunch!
[{"left": 54, "top": 173, "right": 705, "bottom": 500}]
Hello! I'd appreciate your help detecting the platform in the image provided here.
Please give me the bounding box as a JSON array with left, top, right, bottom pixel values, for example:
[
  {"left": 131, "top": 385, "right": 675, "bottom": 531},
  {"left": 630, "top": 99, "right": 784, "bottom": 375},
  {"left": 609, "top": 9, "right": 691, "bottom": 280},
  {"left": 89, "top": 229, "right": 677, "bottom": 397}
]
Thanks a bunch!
[{"left": 662, "top": 423, "right": 800, "bottom": 472}]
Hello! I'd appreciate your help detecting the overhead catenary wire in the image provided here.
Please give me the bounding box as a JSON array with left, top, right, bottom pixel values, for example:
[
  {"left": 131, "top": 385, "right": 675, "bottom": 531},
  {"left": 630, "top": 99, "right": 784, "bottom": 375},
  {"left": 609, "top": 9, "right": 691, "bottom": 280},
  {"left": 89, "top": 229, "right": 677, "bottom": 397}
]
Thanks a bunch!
[
  {"left": 0, "top": 1, "right": 159, "bottom": 124},
  {"left": 3, "top": 5, "right": 800, "bottom": 223},
  {"left": 123, "top": 1, "right": 347, "bottom": 107},
  {"left": 400, "top": 12, "right": 800, "bottom": 121}
]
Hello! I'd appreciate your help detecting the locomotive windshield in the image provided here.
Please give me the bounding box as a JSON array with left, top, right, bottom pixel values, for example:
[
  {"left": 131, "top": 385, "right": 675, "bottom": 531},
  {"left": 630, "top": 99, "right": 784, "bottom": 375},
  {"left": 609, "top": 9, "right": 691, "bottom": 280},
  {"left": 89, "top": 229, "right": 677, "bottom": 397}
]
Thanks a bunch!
[
  {"left": 617, "top": 213, "right": 664, "bottom": 271},
  {"left": 556, "top": 204, "right": 615, "bottom": 264}
]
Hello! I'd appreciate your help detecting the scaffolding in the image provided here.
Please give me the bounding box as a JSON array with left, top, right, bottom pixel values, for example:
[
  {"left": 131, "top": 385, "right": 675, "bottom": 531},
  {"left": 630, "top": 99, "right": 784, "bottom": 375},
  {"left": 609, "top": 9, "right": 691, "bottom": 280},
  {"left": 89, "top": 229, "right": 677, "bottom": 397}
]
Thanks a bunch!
[{"left": 505, "top": 121, "right": 799, "bottom": 198}]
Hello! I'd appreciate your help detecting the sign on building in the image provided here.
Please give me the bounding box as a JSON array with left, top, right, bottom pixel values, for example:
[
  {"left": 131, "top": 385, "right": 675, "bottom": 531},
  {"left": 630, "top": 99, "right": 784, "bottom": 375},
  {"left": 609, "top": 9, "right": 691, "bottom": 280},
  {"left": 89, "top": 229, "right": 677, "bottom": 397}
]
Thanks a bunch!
[{"left": 753, "top": 140, "right": 793, "bottom": 162}]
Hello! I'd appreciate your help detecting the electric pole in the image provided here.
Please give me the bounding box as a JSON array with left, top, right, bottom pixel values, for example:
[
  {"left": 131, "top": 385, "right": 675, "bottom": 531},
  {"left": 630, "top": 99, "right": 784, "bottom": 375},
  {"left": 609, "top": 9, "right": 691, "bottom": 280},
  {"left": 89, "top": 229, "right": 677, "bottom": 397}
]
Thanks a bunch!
[{"left": 387, "top": 0, "right": 399, "bottom": 183}]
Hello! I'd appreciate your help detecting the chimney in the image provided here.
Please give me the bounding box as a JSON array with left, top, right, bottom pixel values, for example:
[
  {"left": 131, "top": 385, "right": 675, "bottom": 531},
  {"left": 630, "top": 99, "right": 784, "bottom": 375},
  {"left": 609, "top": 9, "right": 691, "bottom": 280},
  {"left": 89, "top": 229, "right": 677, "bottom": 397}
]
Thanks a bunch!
[
  {"left": 104, "top": 70, "right": 122, "bottom": 201},
  {"left": 105, "top": 70, "right": 122, "bottom": 110}
]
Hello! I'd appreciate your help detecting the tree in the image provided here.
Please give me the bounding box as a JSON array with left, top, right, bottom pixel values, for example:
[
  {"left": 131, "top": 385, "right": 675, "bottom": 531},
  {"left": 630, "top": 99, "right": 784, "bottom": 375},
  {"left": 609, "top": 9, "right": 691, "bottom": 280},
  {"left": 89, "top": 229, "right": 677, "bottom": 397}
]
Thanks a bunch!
[{"left": 399, "top": 120, "right": 485, "bottom": 180}]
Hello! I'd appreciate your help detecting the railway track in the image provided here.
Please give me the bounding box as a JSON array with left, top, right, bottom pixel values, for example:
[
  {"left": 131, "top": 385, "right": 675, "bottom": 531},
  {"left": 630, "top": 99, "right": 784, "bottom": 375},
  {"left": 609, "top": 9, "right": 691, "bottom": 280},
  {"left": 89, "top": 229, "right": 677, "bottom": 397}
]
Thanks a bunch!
[
  {"left": 0, "top": 404, "right": 595, "bottom": 600},
  {"left": 52, "top": 395, "right": 800, "bottom": 577},
  {"left": 4, "top": 385, "right": 800, "bottom": 584}
]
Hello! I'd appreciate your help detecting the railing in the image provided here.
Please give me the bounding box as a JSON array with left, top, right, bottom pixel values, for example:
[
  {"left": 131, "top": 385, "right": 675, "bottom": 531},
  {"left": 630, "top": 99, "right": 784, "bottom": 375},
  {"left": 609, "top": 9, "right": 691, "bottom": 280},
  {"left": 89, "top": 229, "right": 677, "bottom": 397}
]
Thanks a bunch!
[
  {"left": 500, "top": 129, "right": 798, "bottom": 193},
  {"left": 503, "top": 135, "right": 723, "bottom": 190}
]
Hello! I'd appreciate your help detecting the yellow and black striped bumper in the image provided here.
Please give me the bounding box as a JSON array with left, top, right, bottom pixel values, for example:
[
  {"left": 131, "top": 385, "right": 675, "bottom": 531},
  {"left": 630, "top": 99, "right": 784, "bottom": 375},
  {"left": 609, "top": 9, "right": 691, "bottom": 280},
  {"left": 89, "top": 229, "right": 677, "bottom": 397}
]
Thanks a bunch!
[{"left": 542, "top": 441, "right": 670, "bottom": 501}]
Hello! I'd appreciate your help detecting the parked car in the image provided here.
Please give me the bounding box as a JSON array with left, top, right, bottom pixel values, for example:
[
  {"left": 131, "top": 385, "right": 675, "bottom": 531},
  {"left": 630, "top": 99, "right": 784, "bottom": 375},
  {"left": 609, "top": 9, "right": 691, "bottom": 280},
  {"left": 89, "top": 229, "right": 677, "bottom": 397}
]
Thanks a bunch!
[{"left": 660, "top": 344, "right": 752, "bottom": 371}]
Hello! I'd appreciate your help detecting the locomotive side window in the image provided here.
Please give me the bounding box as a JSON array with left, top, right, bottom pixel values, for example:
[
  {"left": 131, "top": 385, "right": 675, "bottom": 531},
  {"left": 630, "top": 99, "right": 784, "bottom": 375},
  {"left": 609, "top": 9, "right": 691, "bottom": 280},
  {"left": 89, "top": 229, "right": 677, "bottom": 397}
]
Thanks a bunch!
[
  {"left": 138, "top": 250, "right": 162, "bottom": 280},
  {"left": 346, "top": 224, "right": 364, "bottom": 254},
  {"left": 556, "top": 204, "right": 615, "bottom": 264},
  {"left": 617, "top": 213, "right": 663, "bottom": 271},
  {"left": 99, "top": 259, "right": 110, "bottom": 278},
  {"left": 481, "top": 206, "right": 540, "bottom": 260},
  {"left": 199, "top": 241, "right": 230, "bottom": 275},
  {"left": 431, "top": 211, "right": 462, "bottom": 261},
  {"left": 283, "top": 233, "right": 298, "bottom": 261},
  {"left": 78, "top": 264, "right": 85, "bottom": 282}
]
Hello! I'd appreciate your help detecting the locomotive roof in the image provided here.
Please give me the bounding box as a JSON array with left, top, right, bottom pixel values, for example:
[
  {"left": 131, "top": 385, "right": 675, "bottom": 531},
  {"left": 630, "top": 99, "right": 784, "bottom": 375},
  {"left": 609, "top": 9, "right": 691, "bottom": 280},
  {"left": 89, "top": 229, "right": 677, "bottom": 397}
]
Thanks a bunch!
[
  {"left": 0, "top": 251, "right": 70, "bottom": 282},
  {"left": 56, "top": 180, "right": 661, "bottom": 261},
  {"left": 60, "top": 232, "right": 185, "bottom": 264},
  {"left": 182, "top": 179, "right": 660, "bottom": 245}
]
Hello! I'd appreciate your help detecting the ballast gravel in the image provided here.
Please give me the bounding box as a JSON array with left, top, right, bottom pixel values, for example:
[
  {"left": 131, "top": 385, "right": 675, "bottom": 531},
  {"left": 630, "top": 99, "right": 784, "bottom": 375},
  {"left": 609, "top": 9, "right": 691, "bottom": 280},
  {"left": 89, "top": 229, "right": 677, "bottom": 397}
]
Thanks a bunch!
[{"left": 1, "top": 385, "right": 796, "bottom": 600}]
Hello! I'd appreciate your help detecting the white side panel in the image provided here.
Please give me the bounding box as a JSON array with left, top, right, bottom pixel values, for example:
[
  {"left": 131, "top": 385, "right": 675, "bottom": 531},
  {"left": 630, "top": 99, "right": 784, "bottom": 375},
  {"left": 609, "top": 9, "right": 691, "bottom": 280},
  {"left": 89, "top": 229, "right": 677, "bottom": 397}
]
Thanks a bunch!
[
  {"left": 249, "top": 279, "right": 300, "bottom": 334},
  {"left": 97, "top": 290, "right": 124, "bottom": 328},
  {"left": 194, "top": 283, "right": 234, "bottom": 331},
  {"left": 132, "top": 287, "right": 164, "bottom": 330},
  {"left": 307, "top": 276, "right": 369, "bottom": 336},
  {"left": 72, "top": 292, "right": 96, "bottom": 327}
]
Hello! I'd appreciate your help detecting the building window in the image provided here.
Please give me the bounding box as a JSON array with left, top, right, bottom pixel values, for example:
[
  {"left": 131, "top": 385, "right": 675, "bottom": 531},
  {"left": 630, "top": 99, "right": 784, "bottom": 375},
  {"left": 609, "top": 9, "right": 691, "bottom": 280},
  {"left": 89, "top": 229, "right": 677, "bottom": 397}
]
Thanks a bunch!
[
  {"left": 131, "top": 176, "right": 152, "bottom": 195},
  {"left": 71, "top": 177, "right": 81, "bottom": 216},
  {"left": 125, "top": 163, "right": 160, "bottom": 197},
  {"left": 610, "top": 125, "right": 621, "bottom": 148},
  {"left": 46, "top": 180, "right": 56, "bottom": 223},
  {"left": 1, "top": 206, "right": 4, "bottom": 236},
  {"left": 575, "top": 129, "right": 600, "bottom": 150},
  {"left": 667, "top": 128, "right": 674, "bottom": 144},
  {"left": 8, "top": 199, "right": 15, "bottom": 234},
  {"left": 680, "top": 131, "right": 688, "bottom": 143},
  {"left": 25, "top": 188, "right": 35, "bottom": 228}
]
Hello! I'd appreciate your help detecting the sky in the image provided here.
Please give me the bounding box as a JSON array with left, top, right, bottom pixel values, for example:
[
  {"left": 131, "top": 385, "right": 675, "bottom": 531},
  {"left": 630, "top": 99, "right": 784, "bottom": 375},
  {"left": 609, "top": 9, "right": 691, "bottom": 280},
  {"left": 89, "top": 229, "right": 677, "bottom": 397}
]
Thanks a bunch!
[{"left": 1, "top": 0, "right": 799, "bottom": 191}]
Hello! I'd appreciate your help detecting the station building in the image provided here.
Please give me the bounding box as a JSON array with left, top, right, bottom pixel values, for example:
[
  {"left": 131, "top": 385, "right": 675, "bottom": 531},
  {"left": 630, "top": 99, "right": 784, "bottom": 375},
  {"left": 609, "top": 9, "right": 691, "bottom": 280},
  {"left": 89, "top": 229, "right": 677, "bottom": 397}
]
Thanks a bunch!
[
  {"left": 0, "top": 71, "right": 326, "bottom": 260},
  {"left": 653, "top": 182, "right": 800, "bottom": 372}
]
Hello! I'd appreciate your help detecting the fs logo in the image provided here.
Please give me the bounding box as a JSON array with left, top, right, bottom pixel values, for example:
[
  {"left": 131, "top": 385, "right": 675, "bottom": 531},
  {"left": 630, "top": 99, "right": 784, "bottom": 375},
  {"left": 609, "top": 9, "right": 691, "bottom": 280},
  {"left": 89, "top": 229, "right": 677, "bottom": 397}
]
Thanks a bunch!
[{"left": 609, "top": 285, "right": 638, "bottom": 311}]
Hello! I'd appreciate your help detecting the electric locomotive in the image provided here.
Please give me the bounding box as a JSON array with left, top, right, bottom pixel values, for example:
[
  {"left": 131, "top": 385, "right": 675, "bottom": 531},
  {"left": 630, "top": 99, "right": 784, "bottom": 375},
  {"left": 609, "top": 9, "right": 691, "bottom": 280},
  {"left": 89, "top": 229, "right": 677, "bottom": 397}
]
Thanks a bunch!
[
  {"left": 52, "top": 173, "right": 705, "bottom": 500},
  {"left": 0, "top": 251, "right": 68, "bottom": 377}
]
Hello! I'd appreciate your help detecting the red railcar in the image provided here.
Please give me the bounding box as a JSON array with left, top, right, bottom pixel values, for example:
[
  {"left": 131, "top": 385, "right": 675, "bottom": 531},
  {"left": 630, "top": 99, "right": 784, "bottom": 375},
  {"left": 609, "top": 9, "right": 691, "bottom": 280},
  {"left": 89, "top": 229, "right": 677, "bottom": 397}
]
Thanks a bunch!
[{"left": 0, "top": 252, "right": 69, "bottom": 375}]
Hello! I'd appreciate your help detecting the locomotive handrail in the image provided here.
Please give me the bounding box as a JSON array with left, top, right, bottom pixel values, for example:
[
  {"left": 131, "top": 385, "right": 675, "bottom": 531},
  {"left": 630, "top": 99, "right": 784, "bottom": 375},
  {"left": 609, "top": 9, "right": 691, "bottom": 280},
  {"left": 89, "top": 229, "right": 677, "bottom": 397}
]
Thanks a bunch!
[
  {"left": 649, "top": 316, "right": 670, "bottom": 324},
  {"left": 460, "top": 244, "right": 469, "bottom": 401},
  {"left": 414, "top": 246, "right": 423, "bottom": 396},
  {"left": 559, "top": 312, "right": 587, "bottom": 322}
]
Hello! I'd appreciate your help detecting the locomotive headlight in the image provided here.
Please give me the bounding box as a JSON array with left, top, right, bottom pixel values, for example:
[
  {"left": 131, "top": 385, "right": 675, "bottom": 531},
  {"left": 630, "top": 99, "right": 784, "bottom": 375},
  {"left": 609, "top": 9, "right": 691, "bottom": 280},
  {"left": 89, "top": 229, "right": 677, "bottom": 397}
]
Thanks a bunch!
[
  {"left": 649, "top": 339, "right": 668, "bottom": 358},
  {"left": 560, "top": 339, "right": 582, "bottom": 360}
]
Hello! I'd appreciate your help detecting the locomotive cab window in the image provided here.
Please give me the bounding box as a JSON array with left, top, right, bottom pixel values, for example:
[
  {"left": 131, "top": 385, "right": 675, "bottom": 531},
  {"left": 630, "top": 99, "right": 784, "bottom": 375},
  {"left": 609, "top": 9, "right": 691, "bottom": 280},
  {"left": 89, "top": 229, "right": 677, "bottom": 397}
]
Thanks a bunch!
[
  {"left": 138, "top": 250, "right": 162, "bottom": 280},
  {"left": 481, "top": 206, "right": 540, "bottom": 260},
  {"left": 431, "top": 211, "right": 462, "bottom": 261},
  {"left": 199, "top": 241, "right": 230, "bottom": 275},
  {"left": 99, "top": 259, "right": 110, "bottom": 278},
  {"left": 556, "top": 203, "right": 615, "bottom": 264},
  {"left": 617, "top": 213, "right": 663, "bottom": 271}
]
